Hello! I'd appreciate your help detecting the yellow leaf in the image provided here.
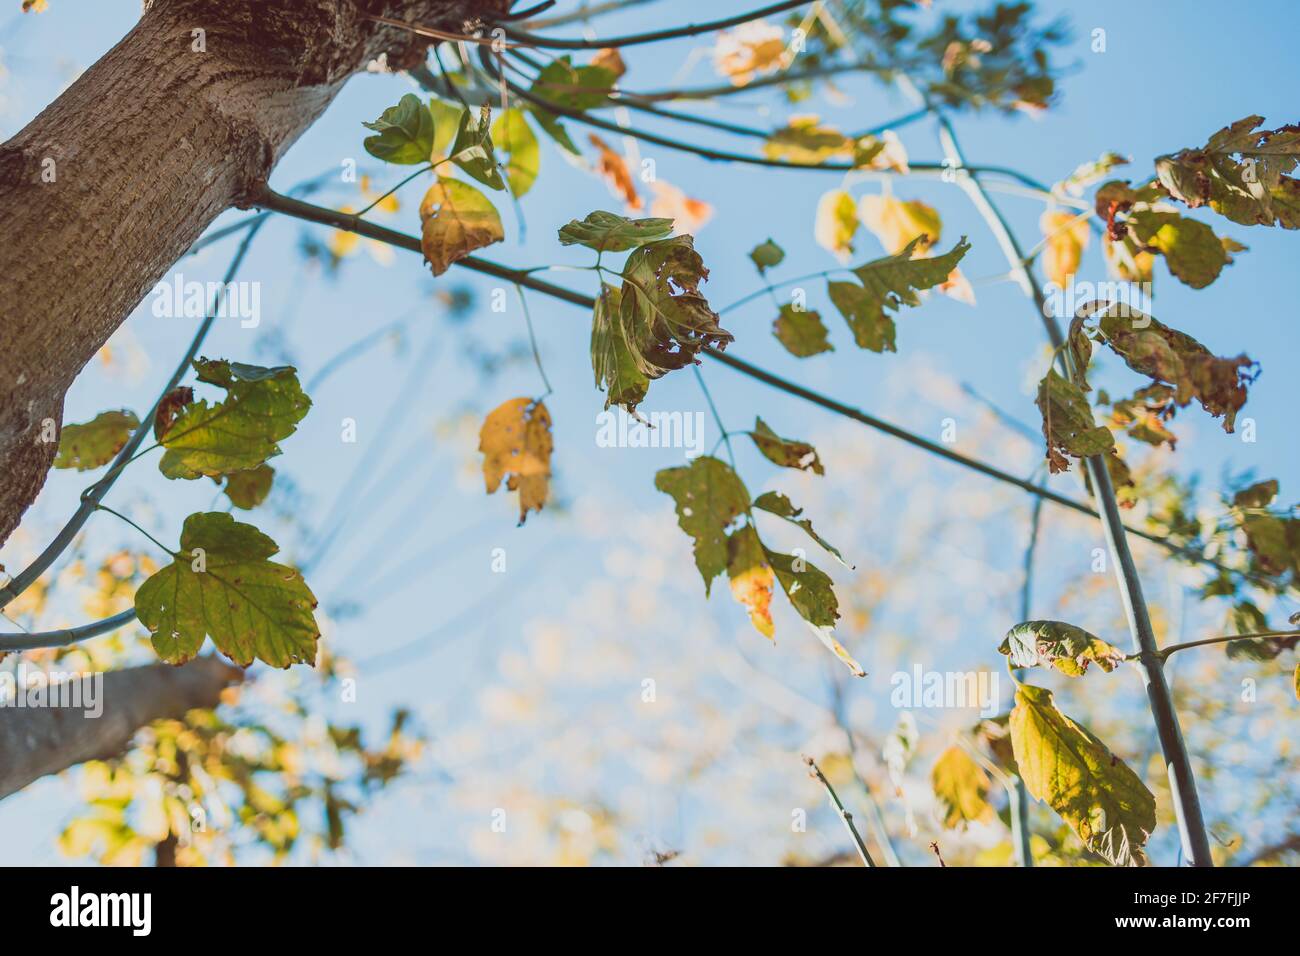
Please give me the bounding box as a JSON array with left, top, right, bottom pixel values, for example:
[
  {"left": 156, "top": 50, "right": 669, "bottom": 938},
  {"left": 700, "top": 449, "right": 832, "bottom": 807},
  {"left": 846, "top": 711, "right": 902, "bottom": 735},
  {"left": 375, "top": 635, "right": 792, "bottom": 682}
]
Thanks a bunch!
[
  {"left": 937, "top": 266, "right": 976, "bottom": 306},
  {"left": 1103, "top": 234, "right": 1154, "bottom": 283},
  {"left": 727, "top": 526, "right": 774, "bottom": 639},
  {"left": 479, "top": 397, "right": 553, "bottom": 525},
  {"left": 590, "top": 48, "right": 626, "bottom": 80},
  {"left": 814, "top": 189, "right": 858, "bottom": 260},
  {"left": 1040, "top": 210, "right": 1091, "bottom": 287},
  {"left": 713, "top": 20, "right": 786, "bottom": 86},
  {"left": 649, "top": 180, "right": 713, "bottom": 234},
  {"left": 588, "top": 133, "right": 642, "bottom": 210},
  {"left": 419, "top": 178, "right": 503, "bottom": 276},
  {"left": 931, "top": 746, "right": 994, "bottom": 829},
  {"left": 858, "top": 195, "right": 941, "bottom": 256}
]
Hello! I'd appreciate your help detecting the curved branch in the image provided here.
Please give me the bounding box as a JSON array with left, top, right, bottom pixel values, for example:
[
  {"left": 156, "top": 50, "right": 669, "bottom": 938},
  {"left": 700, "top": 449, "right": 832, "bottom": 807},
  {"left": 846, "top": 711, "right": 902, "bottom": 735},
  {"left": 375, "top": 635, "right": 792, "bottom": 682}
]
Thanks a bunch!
[{"left": 502, "top": 0, "right": 811, "bottom": 49}]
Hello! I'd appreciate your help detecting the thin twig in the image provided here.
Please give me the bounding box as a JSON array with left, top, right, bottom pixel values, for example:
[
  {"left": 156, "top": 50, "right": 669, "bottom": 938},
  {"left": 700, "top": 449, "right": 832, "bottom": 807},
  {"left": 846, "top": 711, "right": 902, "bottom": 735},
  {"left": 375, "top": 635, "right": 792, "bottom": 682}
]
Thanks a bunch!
[
  {"left": 504, "top": 0, "right": 811, "bottom": 50},
  {"left": 803, "top": 755, "right": 875, "bottom": 867}
]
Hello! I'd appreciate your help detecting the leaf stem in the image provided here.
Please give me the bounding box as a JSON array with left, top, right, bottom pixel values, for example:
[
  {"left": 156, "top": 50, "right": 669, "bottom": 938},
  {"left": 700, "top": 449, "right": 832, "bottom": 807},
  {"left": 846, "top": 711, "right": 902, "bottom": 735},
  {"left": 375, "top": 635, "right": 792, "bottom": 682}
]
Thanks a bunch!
[
  {"left": 1144, "top": 630, "right": 1300, "bottom": 661},
  {"left": 94, "top": 505, "right": 175, "bottom": 557}
]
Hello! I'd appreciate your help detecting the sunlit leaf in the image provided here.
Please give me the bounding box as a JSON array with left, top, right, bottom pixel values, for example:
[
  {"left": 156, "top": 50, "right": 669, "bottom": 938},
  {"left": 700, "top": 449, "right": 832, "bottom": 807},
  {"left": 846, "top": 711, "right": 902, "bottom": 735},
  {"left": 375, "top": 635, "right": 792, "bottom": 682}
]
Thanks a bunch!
[
  {"left": 727, "top": 524, "right": 774, "bottom": 639},
  {"left": 419, "top": 178, "right": 504, "bottom": 276},
  {"left": 1011, "top": 683, "right": 1156, "bottom": 866},
  {"left": 448, "top": 105, "right": 505, "bottom": 191},
  {"left": 135, "top": 512, "right": 319, "bottom": 668},
  {"left": 713, "top": 19, "right": 786, "bottom": 86},
  {"left": 54, "top": 410, "right": 139, "bottom": 471},
  {"left": 1127, "top": 210, "right": 1230, "bottom": 289},
  {"left": 999, "top": 620, "right": 1126, "bottom": 677},
  {"left": 932, "top": 746, "right": 994, "bottom": 830},
  {"left": 158, "top": 360, "right": 310, "bottom": 480},
  {"left": 589, "top": 133, "right": 641, "bottom": 209},
  {"left": 479, "top": 397, "right": 553, "bottom": 526},
  {"left": 1039, "top": 209, "right": 1089, "bottom": 287},
  {"left": 859, "top": 195, "right": 941, "bottom": 256},
  {"left": 814, "top": 189, "right": 858, "bottom": 260},
  {"left": 489, "top": 108, "right": 539, "bottom": 197},
  {"left": 764, "top": 116, "right": 850, "bottom": 164}
]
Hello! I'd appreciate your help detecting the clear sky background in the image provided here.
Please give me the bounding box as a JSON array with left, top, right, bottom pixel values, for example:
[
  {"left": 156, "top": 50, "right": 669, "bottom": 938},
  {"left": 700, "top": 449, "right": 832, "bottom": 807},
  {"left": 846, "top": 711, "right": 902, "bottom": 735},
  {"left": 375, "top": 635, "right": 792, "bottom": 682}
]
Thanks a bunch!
[{"left": 1, "top": 0, "right": 1296, "bottom": 865}]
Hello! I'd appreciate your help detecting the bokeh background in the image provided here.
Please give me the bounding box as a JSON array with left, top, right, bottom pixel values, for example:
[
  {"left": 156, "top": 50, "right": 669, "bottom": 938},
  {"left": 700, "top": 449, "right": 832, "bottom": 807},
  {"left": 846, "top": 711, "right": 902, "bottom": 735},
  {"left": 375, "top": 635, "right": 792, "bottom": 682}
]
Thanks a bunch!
[{"left": 1, "top": 0, "right": 1296, "bottom": 865}]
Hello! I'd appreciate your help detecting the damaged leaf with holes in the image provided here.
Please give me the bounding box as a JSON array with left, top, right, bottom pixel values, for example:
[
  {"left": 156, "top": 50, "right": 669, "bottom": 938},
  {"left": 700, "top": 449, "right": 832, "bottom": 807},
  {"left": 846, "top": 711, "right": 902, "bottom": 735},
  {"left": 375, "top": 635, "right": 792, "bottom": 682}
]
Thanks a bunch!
[
  {"left": 654, "top": 455, "right": 750, "bottom": 594},
  {"left": 749, "top": 418, "right": 824, "bottom": 475},
  {"left": 1000, "top": 620, "right": 1126, "bottom": 677},
  {"left": 135, "top": 512, "right": 319, "bottom": 668},
  {"left": 1095, "top": 307, "right": 1256, "bottom": 432},
  {"left": 478, "top": 397, "right": 553, "bottom": 526},
  {"left": 619, "top": 234, "right": 734, "bottom": 378}
]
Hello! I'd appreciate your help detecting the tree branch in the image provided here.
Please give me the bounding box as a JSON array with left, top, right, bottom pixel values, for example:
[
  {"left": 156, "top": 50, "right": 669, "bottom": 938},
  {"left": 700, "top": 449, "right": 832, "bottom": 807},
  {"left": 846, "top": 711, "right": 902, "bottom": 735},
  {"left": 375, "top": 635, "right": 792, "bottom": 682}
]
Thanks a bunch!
[{"left": 0, "top": 657, "right": 243, "bottom": 800}]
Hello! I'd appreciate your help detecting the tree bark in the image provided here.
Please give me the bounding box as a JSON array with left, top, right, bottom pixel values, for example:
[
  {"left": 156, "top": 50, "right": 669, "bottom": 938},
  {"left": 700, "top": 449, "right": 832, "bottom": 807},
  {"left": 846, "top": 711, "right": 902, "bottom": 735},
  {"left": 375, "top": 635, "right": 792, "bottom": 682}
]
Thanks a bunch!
[
  {"left": 0, "top": 657, "right": 243, "bottom": 800},
  {"left": 0, "top": 0, "right": 507, "bottom": 549}
]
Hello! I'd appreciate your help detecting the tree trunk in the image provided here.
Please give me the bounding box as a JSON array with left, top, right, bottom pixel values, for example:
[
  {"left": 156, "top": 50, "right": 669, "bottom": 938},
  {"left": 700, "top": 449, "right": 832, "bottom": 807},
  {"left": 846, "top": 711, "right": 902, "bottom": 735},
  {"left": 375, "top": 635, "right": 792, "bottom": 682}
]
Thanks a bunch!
[
  {"left": 0, "top": 0, "right": 506, "bottom": 550},
  {"left": 0, "top": 657, "right": 243, "bottom": 799}
]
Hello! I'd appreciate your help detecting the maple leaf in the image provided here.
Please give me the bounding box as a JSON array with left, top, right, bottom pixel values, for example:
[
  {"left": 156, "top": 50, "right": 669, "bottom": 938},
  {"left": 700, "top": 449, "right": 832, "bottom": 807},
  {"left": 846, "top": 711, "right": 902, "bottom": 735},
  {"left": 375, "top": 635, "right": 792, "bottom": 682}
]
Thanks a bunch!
[
  {"left": 931, "top": 747, "right": 994, "bottom": 830},
  {"left": 654, "top": 456, "right": 750, "bottom": 594}
]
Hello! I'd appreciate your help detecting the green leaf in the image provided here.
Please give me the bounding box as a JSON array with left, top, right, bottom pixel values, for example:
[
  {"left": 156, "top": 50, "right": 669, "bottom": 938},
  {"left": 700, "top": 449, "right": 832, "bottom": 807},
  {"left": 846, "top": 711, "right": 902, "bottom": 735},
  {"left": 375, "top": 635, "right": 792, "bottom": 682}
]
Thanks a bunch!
[
  {"left": 654, "top": 456, "right": 750, "bottom": 595},
  {"left": 765, "top": 546, "right": 861, "bottom": 675},
  {"left": 827, "top": 236, "right": 971, "bottom": 352},
  {"left": 619, "top": 235, "right": 734, "bottom": 379},
  {"left": 748, "top": 239, "right": 785, "bottom": 273},
  {"left": 1127, "top": 210, "right": 1230, "bottom": 289},
  {"left": 772, "top": 304, "right": 832, "bottom": 357},
  {"left": 1154, "top": 115, "right": 1300, "bottom": 229},
  {"left": 220, "top": 463, "right": 274, "bottom": 510},
  {"left": 529, "top": 56, "right": 616, "bottom": 111},
  {"left": 53, "top": 410, "right": 139, "bottom": 471},
  {"left": 589, "top": 284, "right": 648, "bottom": 413},
  {"left": 999, "top": 620, "right": 1126, "bottom": 677},
  {"left": 1224, "top": 601, "right": 1298, "bottom": 661},
  {"left": 363, "top": 93, "right": 436, "bottom": 165},
  {"left": 1035, "top": 368, "right": 1114, "bottom": 473},
  {"left": 752, "top": 490, "right": 850, "bottom": 568},
  {"left": 559, "top": 210, "right": 674, "bottom": 253},
  {"left": 749, "top": 417, "right": 824, "bottom": 475},
  {"left": 931, "top": 746, "right": 994, "bottom": 830},
  {"left": 158, "top": 360, "right": 310, "bottom": 480},
  {"left": 1011, "top": 683, "right": 1156, "bottom": 866},
  {"left": 428, "top": 98, "right": 463, "bottom": 159},
  {"left": 1095, "top": 306, "right": 1256, "bottom": 433},
  {"left": 489, "top": 108, "right": 540, "bottom": 197},
  {"left": 448, "top": 105, "right": 505, "bottom": 191},
  {"left": 419, "top": 177, "right": 504, "bottom": 276},
  {"left": 135, "top": 512, "right": 319, "bottom": 668}
]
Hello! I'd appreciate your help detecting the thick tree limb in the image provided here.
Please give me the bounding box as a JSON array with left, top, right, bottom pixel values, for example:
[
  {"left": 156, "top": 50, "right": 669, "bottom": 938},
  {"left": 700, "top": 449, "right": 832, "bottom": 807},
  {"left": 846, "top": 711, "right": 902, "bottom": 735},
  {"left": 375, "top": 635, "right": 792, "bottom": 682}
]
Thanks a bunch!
[
  {"left": 0, "top": 0, "right": 508, "bottom": 550},
  {"left": 0, "top": 657, "right": 243, "bottom": 800}
]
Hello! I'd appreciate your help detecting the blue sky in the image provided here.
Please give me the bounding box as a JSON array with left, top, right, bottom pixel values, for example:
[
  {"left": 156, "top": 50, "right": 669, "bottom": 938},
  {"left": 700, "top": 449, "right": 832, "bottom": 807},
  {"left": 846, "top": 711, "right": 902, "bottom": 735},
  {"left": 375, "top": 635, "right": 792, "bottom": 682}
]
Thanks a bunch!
[{"left": 1, "top": 0, "right": 1296, "bottom": 864}]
